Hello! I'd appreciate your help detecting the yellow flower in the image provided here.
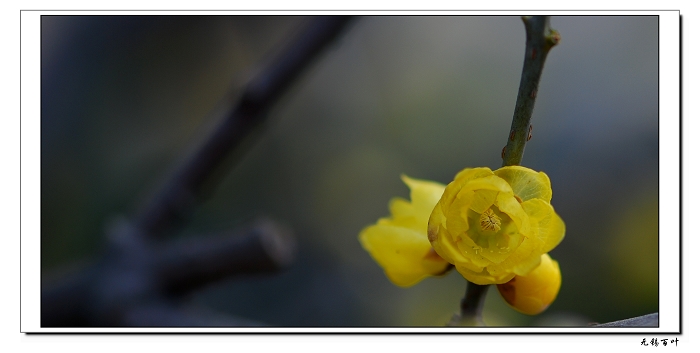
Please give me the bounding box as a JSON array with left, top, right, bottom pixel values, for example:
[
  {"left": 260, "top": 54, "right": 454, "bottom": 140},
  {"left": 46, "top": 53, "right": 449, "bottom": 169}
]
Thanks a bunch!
[
  {"left": 497, "top": 253, "right": 561, "bottom": 315},
  {"left": 359, "top": 175, "right": 451, "bottom": 287},
  {"left": 427, "top": 166, "right": 565, "bottom": 285}
]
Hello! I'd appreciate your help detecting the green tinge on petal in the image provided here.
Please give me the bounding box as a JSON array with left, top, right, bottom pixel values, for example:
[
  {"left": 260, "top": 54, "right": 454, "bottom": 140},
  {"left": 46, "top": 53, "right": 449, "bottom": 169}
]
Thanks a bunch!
[
  {"left": 359, "top": 223, "right": 448, "bottom": 287},
  {"left": 521, "top": 199, "right": 566, "bottom": 253},
  {"left": 494, "top": 166, "right": 552, "bottom": 203}
]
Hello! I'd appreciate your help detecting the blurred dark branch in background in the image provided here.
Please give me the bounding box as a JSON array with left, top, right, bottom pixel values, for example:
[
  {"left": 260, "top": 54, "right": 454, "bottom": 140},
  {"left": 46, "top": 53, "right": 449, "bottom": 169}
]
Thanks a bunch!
[
  {"left": 135, "top": 16, "right": 355, "bottom": 239},
  {"left": 156, "top": 220, "right": 296, "bottom": 296},
  {"left": 41, "top": 16, "right": 355, "bottom": 327},
  {"left": 42, "top": 219, "right": 292, "bottom": 326}
]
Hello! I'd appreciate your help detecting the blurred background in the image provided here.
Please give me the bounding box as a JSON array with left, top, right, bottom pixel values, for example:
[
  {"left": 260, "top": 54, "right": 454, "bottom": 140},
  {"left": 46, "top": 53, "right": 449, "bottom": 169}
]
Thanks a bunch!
[{"left": 41, "top": 15, "right": 659, "bottom": 327}]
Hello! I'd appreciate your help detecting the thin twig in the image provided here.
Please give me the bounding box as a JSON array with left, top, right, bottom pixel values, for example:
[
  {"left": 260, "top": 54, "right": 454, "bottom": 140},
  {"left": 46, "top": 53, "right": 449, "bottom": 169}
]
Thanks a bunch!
[
  {"left": 449, "top": 281, "right": 489, "bottom": 326},
  {"left": 502, "top": 16, "right": 560, "bottom": 167}
]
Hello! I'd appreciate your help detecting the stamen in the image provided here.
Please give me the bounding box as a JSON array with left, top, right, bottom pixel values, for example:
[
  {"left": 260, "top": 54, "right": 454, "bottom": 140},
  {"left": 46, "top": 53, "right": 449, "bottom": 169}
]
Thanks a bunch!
[{"left": 479, "top": 208, "right": 502, "bottom": 232}]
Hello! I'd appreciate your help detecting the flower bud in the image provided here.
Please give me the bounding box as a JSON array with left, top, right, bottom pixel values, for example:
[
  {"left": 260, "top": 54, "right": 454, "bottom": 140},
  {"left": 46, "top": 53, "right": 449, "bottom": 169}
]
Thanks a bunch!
[{"left": 497, "top": 253, "right": 561, "bottom": 315}]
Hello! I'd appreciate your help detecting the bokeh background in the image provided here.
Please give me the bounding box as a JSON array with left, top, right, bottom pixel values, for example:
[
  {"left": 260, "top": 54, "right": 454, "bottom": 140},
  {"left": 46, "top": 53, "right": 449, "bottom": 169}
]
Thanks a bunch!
[{"left": 41, "top": 15, "right": 659, "bottom": 327}]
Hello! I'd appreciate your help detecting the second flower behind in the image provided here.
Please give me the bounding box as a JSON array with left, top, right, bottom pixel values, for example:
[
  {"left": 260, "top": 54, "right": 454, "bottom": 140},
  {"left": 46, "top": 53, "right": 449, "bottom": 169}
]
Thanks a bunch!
[{"left": 359, "top": 175, "right": 451, "bottom": 287}]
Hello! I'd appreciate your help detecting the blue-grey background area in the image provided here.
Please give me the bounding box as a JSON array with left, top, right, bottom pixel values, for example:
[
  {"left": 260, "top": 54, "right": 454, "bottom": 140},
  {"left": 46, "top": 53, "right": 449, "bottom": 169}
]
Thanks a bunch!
[{"left": 41, "top": 15, "right": 659, "bottom": 326}]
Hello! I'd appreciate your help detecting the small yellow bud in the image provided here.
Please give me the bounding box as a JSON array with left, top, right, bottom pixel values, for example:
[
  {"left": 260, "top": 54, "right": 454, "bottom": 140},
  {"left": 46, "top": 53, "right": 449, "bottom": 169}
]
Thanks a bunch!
[{"left": 497, "top": 253, "right": 561, "bottom": 315}]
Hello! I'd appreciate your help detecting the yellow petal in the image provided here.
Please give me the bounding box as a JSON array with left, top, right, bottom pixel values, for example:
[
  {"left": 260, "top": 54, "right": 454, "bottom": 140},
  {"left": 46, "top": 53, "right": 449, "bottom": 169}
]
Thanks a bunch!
[
  {"left": 432, "top": 222, "right": 491, "bottom": 269},
  {"left": 359, "top": 223, "right": 449, "bottom": 287},
  {"left": 445, "top": 191, "right": 472, "bottom": 240},
  {"left": 486, "top": 235, "right": 541, "bottom": 277},
  {"left": 521, "top": 199, "right": 566, "bottom": 253},
  {"left": 428, "top": 202, "right": 446, "bottom": 241},
  {"left": 388, "top": 197, "right": 414, "bottom": 219},
  {"left": 453, "top": 167, "right": 495, "bottom": 186},
  {"left": 456, "top": 265, "right": 515, "bottom": 285},
  {"left": 496, "top": 192, "right": 531, "bottom": 236},
  {"left": 479, "top": 227, "right": 525, "bottom": 265},
  {"left": 497, "top": 254, "right": 561, "bottom": 315},
  {"left": 468, "top": 189, "right": 499, "bottom": 214},
  {"left": 462, "top": 175, "right": 513, "bottom": 196},
  {"left": 511, "top": 249, "right": 543, "bottom": 276},
  {"left": 400, "top": 174, "right": 446, "bottom": 225},
  {"left": 541, "top": 211, "right": 565, "bottom": 253},
  {"left": 388, "top": 197, "right": 426, "bottom": 233},
  {"left": 494, "top": 166, "right": 552, "bottom": 203},
  {"left": 439, "top": 168, "right": 494, "bottom": 215}
]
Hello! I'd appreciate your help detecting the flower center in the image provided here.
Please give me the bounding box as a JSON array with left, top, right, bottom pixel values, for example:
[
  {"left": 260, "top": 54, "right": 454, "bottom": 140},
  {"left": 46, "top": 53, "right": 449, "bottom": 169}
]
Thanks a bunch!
[{"left": 479, "top": 208, "right": 502, "bottom": 232}]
